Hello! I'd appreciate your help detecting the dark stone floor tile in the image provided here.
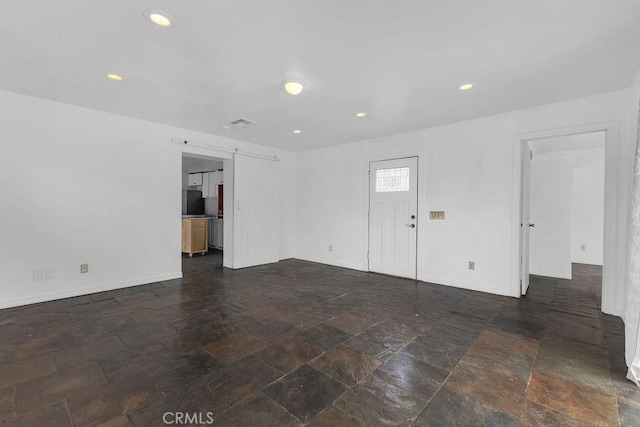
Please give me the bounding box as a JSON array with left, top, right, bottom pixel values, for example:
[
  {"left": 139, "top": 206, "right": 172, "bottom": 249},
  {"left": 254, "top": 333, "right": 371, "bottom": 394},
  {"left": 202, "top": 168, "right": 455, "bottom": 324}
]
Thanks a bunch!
[
  {"left": 66, "top": 371, "right": 162, "bottom": 426},
  {"left": 116, "top": 323, "right": 178, "bottom": 348},
  {"left": 540, "top": 333, "right": 610, "bottom": 368},
  {"left": 113, "top": 291, "right": 158, "bottom": 305},
  {"left": 206, "top": 355, "right": 283, "bottom": 406},
  {"left": 129, "top": 378, "right": 227, "bottom": 426},
  {"left": 334, "top": 374, "right": 425, "bottom": 426},
  {"left": 213, "top": 392, "right": 300, "bottom": 426},
  {"left": 343, "top": 323, "right": 407, "bottom": 361},
  {"left": 324, "top": 312, "right": 378, "bottom": 335},
  {"left": 148, "top": 348, "right": 222, "bottom": 393},
  {"left": 490, "top": 314, "right": 545, "bottom": 339},
  {"left": 305, "top": 406, "right": 363, "bottom": 426},
  {"left": 143, "top": 294, "right": 185, "bottom": 310},
  {"left": 97, "top": 342, "right": 169, "bottom": 382},
  {"left": 0, "top": 345, "right": 16, "bottom": 363},
  {"left": 160, "top": 325, "right": 221, "bottom": 354},
  {"left": 526, "top": 372, "right": 619, "bottom": 426},
  {"left": 534, "top": 348, "right": 614, "bottom": 394},
  {"left": 204, "top": 330, "right": 267, "bottom": 364},
  {"left": 374, "top": 352, "right": 449, "bottom": 399},
  {"left": 282, "top": 309, "right": 334, "bottom": 330},
  {"left": 296, "top": 325, "right": 351, "bottom": 352},
  {"left": 414, "top": 387, "right": 517, "bottom": 427},
  {"left": 256, "top": 337, "right": 320, "bottom": 374},
  {"left": 309, "top": 346, "right": 381, "bottom": 386},
  {"left": 248, "top": 319, "right": 301, "bottom": 342},
  {"left": 3, "top": 401, "right": 72, "bottom": 427},
  {"left": 402, "top": 335, "right": 467, "bottom": 371},
  {"left": 15, "top": 362, "right": 107, "bottom": 414},
  {"left": 15, "top": 330, "right": 85, "bottom": 359},
  {"left": 264, "top": 364, "right": 347, "bottom": 421},
  {"left": 80, "top": 316, "right": 139, "bottom": 341},
  {"left": 420, "top": 320, "right": 480, "bottom": 349},
  {"left": 0, "top": 354, "right": 57, "bottom": 388},
  {"left": 520, "top": 401, "right": 602, "bottom": 427},
  {"left": 0, "top": 386, "right": 15, "bottom": 421},
  {"left": 619, "top": 398, "right": 640, "bottom": 427},
  {"left": 445, "top": 361, "right": 527, "bottom": 417},
  {"left": 53, "top": 335, "right": 125, "bottom": 370}
]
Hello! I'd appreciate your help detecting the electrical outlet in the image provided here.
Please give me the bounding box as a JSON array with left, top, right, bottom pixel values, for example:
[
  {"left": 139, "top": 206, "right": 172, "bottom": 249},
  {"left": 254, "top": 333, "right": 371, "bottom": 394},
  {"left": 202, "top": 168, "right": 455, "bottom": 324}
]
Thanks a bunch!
[
  {"left": 430, "top": 211, "right": 445, "bottom": 220},
  {"left": 80, "top": 264, "right": 89, "bottom": 274},
  {"left": 580, "top": 244, "right": 586, "bottom": 251},
  {"left": 45, "top": 268, "right": 56, "bottom": 280},
  {"left": 468, "top": 261, "right": 475, "bottom": 270},
  {"left": 329, "top": 244, "right": 333, "bottom": 252}
]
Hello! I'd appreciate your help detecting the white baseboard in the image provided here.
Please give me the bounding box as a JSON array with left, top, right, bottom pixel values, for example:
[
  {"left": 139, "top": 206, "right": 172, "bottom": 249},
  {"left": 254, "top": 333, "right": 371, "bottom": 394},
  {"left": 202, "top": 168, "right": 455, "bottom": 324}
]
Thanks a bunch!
[
  {"left": 293, "top": 255, "right": 365, "bottom": 272},
  {"left": 0, "top": 272, "right": 183, "bottom": 310},
  {"left": 418, "top": 275, "right": 513, "bottom": 297}
]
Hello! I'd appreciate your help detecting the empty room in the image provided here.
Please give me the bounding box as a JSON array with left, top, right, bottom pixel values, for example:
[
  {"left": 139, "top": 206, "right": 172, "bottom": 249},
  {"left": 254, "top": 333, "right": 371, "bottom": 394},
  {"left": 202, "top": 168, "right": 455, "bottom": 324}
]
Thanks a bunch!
[{"left": 1, "top": 1, "right": 640, "bottom": 426}]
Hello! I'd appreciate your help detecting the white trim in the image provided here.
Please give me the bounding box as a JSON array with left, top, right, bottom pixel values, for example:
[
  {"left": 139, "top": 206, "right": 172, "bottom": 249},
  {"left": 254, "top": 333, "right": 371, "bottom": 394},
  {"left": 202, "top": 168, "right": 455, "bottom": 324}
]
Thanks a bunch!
[
  {"left": 0, "top": 272, "right": 183, "bottom": 310},
  {"left": 511, "top": 122, "right": 621, "bottom": 313}
]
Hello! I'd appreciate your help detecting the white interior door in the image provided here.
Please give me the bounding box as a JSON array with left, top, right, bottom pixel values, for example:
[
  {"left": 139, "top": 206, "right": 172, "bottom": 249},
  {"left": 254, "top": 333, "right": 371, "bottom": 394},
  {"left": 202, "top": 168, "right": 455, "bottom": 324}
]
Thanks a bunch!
[
  {"left": 368, "top": 157, "right": 418, "bottom": 279},
  {"left": 233, "top": 153, "right": 279, "bottom": 268},
  {"left": 521, "top": 143, "right": 532, "bottom": 295}
]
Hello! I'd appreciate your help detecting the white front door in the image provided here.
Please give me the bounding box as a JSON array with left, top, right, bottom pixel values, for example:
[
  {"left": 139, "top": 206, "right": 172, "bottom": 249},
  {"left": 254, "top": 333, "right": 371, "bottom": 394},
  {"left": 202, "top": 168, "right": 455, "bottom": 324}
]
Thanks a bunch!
[
  {"left": 521, "top": 143, "right": 532, "bottom": 295},
  {"left": 368, "top": 157, "right": 418, "bottom": 279},
  {"left": 233, "top": 153, "right": 279, "bottom": 268}
]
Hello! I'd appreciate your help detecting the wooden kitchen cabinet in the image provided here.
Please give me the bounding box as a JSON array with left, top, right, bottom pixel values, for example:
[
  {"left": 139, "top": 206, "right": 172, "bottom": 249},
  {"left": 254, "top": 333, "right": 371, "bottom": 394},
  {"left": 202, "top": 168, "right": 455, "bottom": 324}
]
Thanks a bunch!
[{"left": 181, "top": 218, "right": 208, "bottom": 256}]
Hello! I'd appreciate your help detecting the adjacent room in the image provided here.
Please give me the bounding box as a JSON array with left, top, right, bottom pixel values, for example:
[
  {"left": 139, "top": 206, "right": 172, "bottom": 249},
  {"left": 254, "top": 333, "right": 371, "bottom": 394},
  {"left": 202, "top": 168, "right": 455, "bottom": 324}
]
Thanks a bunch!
[{"left": 1, "top": 1, "right": 640, "bottom": 426}]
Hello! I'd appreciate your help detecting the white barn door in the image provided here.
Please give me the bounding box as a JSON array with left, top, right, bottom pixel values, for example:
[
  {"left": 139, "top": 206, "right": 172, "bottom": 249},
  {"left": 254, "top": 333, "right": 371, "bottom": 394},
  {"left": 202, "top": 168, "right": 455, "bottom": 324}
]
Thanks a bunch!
[
  {"left": 233, "top": 153, "right": 279, "bottom": 268},
  {"left": 368, "top": 157, "right": 418, "bottom": 279}
]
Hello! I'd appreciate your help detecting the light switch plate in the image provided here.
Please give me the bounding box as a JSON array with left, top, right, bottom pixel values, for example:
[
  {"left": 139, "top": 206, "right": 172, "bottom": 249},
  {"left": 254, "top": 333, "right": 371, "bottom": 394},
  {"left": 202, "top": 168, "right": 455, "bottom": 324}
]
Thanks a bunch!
[
  {"left": 80, "top": 264, "right": 89, "bottom": 274},
  {"left": 430, "top": 211, "right": 445, "bottom": 220}
]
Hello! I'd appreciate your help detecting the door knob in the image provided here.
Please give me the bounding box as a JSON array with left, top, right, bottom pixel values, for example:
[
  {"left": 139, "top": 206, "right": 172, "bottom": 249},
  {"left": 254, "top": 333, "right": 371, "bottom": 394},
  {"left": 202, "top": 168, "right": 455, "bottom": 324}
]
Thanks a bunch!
[
  {"left": 406, "top": 224, "right": 415, "bottom": 228},
  {"left": 410, "top": 215, "right": 416, "bottom": 219}
]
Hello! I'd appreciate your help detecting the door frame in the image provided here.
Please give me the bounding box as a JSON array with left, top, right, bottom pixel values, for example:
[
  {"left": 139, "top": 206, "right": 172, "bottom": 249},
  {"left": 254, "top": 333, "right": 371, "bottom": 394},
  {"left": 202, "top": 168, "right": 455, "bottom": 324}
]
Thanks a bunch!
[
  {"left": 364, "top": 152, "right": 420, "bottom": 279},
  {"left": 511, "top": 122, "right": 618, "bottom": 312},
  {"left": 180, "top": 146, "right": 235, "bottom": 268}
]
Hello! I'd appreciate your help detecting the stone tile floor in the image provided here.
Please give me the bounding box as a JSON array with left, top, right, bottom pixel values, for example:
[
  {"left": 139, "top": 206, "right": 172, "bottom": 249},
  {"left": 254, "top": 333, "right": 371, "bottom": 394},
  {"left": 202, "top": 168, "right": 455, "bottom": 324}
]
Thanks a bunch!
[{"left": 0, "top": 254, "right": 638, "bottom": 426}]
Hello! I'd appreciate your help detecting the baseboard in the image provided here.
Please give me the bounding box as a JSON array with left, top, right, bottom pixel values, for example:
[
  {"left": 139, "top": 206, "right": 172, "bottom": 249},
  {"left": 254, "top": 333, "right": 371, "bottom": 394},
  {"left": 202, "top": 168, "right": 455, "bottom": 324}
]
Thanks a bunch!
[
  {"left": 419, "top": 275, "right": 513, "bottom": 297},
  {"left": 0, "top": 272, "right": 183, "bottom": 310},
  {"left": 293, "top": 255, "right": 365, "bottom": 272}
]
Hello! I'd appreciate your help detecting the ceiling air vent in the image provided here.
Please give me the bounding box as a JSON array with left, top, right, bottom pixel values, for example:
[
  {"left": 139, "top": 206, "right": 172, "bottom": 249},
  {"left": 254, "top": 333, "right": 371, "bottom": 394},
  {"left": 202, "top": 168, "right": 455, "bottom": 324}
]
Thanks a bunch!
[{"left": 228, "top": 118, "right": 259, "bottom": 128}]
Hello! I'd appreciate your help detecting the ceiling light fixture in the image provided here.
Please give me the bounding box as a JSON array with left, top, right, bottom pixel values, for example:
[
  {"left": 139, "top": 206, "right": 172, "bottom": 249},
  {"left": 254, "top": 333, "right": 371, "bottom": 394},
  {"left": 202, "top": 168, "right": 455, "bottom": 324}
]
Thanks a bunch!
[
  {"left": 293, "top": 130, "right": 302, "bottom": 134},
  {"left": 283, "top": 78, "right": 304, "bottom": 96},
  {"left": 356, "top": 112, "right": 367, "bottom": 118},
  {"left": 107, "top": 73, "right": 124, "bottom": 81},
  {"left": 143, "top": 9, "right": 175, "bottom": 28},
  {"left": 459, "top": 83, "right": 474, "bottom": 91}
]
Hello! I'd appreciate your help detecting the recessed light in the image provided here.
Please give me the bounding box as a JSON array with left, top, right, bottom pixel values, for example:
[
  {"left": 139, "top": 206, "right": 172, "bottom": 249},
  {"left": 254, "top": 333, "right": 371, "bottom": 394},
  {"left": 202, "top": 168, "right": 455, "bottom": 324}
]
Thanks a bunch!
[
  {"left": 107, "top": 73, "right": 124, "bottom": 81},
  {"left": 283, "top": 78, "right": 304, "bottom": 96},
  {"left": 459, "top": 83, "right": 474, "bottom": 91},
  {"left": 143, "top": 9, "right": 175, "bottom": 28},
  {"left": 293, "top": 130, "right": 302, "bottom": 134},
  {"left": 356, "top": 112, "right": 367, "bottom": 118}
]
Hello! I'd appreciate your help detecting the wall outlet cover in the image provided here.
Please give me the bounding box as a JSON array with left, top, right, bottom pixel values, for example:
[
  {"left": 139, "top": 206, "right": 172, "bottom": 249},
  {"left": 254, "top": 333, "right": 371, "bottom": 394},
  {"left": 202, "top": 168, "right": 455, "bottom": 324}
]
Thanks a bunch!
[
  {"left": 80, "top": 264, "right": 89, "bottom": 274},
  {"left": 468, "top": 261, "right": 475, "bottom": 270},
  {"left": 430, "top": 211, "right": 445, "bottom": 220},
  {"left": 580, "top": 244, "right": 586, "bottom": 251}
]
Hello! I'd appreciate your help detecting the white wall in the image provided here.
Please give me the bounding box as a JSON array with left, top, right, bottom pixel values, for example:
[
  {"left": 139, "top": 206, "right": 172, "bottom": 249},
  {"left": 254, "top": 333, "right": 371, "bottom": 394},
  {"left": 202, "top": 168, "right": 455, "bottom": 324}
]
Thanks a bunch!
[
  {"left": 571, "top": 148, "right": 605, "bottom": 265},
  {"left": 295, "top": 89, "right": 631, "bottom": 307},
  {"left": 0, "top": 89, "right": 295, "bottom": 309},
  {"left": 529, "top": 154, "right": 573, "bottom": 279}
]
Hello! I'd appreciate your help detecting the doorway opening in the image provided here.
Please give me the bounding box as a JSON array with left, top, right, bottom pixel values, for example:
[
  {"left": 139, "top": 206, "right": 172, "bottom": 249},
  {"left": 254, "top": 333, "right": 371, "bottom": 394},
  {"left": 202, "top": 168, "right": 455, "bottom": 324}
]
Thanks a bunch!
[
  {"left": 519, "top": 130, "right": 606, "bottom": 296},
  {"left": 181, "top": 153, "right": 227, "bottom": 267},
  {"left": 367, "top": 156, "right": 419, "bottom": 280}
]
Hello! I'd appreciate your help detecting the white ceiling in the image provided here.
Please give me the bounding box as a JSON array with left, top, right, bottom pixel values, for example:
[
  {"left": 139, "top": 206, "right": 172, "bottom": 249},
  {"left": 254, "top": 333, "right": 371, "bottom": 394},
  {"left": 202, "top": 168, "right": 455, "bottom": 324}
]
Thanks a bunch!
[
  {"left": 2, "top": 1, "right": 639, "bottom": 152},
  {"left": 530, "top": 131, "right": 605, "bottom": 155}
]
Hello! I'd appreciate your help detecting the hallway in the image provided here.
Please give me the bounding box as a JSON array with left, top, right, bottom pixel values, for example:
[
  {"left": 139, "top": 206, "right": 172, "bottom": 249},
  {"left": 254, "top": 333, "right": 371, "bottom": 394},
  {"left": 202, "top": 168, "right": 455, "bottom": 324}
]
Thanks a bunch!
[{"left": 0, "top": 261, "right": 637, "bottom": 425}]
